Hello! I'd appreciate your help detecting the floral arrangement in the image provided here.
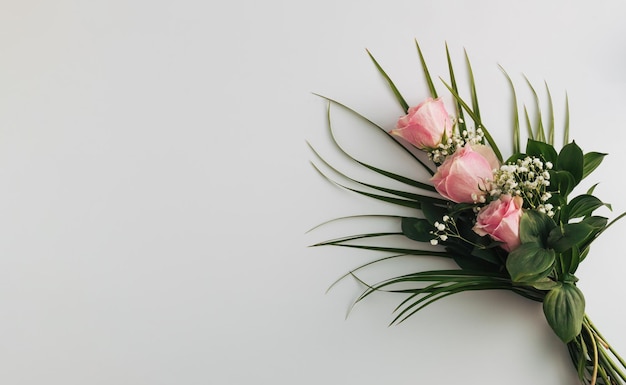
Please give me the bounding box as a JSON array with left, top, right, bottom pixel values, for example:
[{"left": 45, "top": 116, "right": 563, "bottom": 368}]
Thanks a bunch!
[{"left": 309, "top": 41, "right": 626, "bottom": 384}]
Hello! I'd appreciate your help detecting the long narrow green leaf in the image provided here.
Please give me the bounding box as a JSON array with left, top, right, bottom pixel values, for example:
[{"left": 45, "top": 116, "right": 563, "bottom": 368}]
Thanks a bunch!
[
  {"left": 464, "top": 49, "right": 481, "bottom": 125},
  {"left": 440, "top": 80, "right": 504, "bottom": 162},
  {"left": 326, "top": 253, "right": 409, "bottom": 293},
  {"left": 545, "top": 82, "right": 555, "bottom": 145},
  {"left": 326, "top": 243, "right": 451, "bottom": 257},
  {"left": 314, "top": 94, "right": 436, "bottom": 175},
  {"left": 308, "top": 143, "right": 447, "bottom": 205},
  {"left": 414, "top": 39, "right": 438, "bottom": 98},
  {"left": 392, "top": 282, "right": 517, "bottom": 324},
  {"left": 523, "top": 105, "right": 534, "bottom": 140},
  {"left": 360, "top": 162, "right": 436, "bottom": 192},
  {"left": 311, "top": 232, "right": 403, "bottom": 247},
  {"left": 445, "top": 43, "right": 466, "bottom": 132},
  {"left": 309, "top": 162, "right": 423, "bottom": 209},
  {"left": 306, "top": 214, "right": 403, "bottom": 233},
  {"left": 354, "top": 270, "right": 512, "bottom": 305},
  {"left": 499, "top": 65, "right": 521, "bottom": 153},
  {"left": 322, "top": 101, "right": 436, "bottom": 190},
  {"left": 564, "top": 93, "right": 570, "bottom": 144},
  {"left": 524, "top": 76, "right": 546, "bottom": 142},
  {"left": 366, "top": 49, "right": 409, "bottom": 113}
]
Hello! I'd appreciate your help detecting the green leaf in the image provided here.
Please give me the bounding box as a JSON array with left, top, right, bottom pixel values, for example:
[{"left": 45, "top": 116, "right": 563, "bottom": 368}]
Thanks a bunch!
[
  {"left": 580, "top": 215, "right": 608, "bottom": 229},
  {"left": 563, "top": 94, "right": 570, "bottom": 144},
  {"left": 550, "top": 170, "right": 576, "bottom": 198},
  {"left": 547, "top": 223, "right": 594, "bottom": 253},
  {"left": 543, "top": 283, "right": 585, "bottom": 342},
  {"left": 414, "top": 39, "right": 438, "bottom": 98},
  {"left": 526, "top": 139, "right": 558, "bottom": 164},
  {"left": 582, "top": 152, "right": 607, "bottom": 179},
  {"left": 506, "top": 242, "right": 556, "bottom": 283},
  {"left": 586, "top": 183, "right": 598, "bottom": 195},
  {"left": 313, "top": 94, "right": 436, "bottom": 176},
  {"left": 564, "top": 194, "right": 610, "bottom": 221},
  {"left": 308, "top": 145, "right": 446, "bottom": 207},
  {"left": 402, "top": 218, "right": 435, "bottom": 242},
  {"left": 531, "top": 278, "right": 561, "bottom": 291},
  {"left": 559, "top": 245, "right": 581, "bottom": 275},
  {"left": 420, "top": 202, "right": 449, "bottom": 225},
  {"left": 366, "top": 49, "right": 409, "bottom": 113},
  {"left": 544, "top": 82, "right": 555, "bottom": 145},
  {"left": 464, "top": 49, "right": 482, "bottom": 128},
  {"left": 557, "top": 141, "right": 584, "bottom": 184},
  {"left": 445, "top": 43, "right": 466, "bottom": 132},
  {"left": 470, "top": 246, "right": 501, "bottom": 265},
  {"left": 498, "top": 65, "right": 521, "bottom": 154},
  {"left": 440, "top": 79, "right": 504, "bottom": 163},
  {"left": 523, "top": 105, "right": 534, "bottom": 140},
  {"left": 519, "top": 210, "right": 557, "bottom": 246},
  {"left": 524, "top": 76, "right": 546, "bottom": 142}
]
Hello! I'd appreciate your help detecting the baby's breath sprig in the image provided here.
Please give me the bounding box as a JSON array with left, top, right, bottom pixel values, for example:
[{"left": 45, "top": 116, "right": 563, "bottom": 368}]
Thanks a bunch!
[
  {"left": 429, "top": 215, "right": 451, "bottom": 245},
  {"left": 489, "top": 156, "right": 555, "bottom": 217},
  {"left": 429, "top": 122, "right": 486, "bottom": 164},
  {"left": 430, "top": 214, "right": 485, "bottom": 248}
]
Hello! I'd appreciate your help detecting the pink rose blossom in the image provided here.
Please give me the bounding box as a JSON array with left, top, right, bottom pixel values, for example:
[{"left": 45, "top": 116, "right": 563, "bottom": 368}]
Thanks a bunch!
[
  {"left": 472, "top": 144, "right": 500, "bottom": 171},
  {"left": 473, "top": 195, "right": 524, "bottom": 252},
  {"left": 430, "top": 144, "right": 496, "bottom": 203},
  {"left": 389, "top": 97, "right": 453, "bottom": 149}
]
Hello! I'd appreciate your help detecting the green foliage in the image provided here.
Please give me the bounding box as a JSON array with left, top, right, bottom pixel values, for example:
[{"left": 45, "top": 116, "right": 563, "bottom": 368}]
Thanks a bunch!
[
  {"left": 401, "top": 217, "right": 434, "bottom": 242},
  {"left": 526, "top": 139, "right": 558, "bottom": 164},
  {"left": 519, "top": 210, "right": 556, "bottom": 245},
  {"left": 557, "top": 141, "right": 584, "bottom": 185},
  {"left": 310, "top": 42, "right": 626, "bottom": 385},
  {"left": 506, "top": 242, "right": 555, "bottom": 283},
  {"left": 543, "top": 283, "right": 585, "bottom": 343}
]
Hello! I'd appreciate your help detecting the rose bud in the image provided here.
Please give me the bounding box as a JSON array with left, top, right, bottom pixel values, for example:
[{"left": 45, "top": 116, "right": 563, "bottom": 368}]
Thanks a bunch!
[
  {"left": 430, "top": 144, "right": 496, "bottom": 203},
  {"left": 473, "top": 194, "right": 524, "bottom": 252},
  {"left": 390, "top": 97, "right": 453, "bottom": 149}
]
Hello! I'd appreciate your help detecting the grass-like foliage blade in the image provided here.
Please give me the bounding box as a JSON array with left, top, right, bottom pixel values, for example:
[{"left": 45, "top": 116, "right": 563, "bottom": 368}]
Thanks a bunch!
[
  {"left": 464, "top": 49, "right": 482, "bottom": 125},
  {"left": 445, "top": 43, "right": 466, "bottom": 133},
  {"left": 309, "top": 160, "right": 427, "bottom": 210},
  {"left": 523, "top": 105, "right": 534, "bottom": 140},
  {"left": 564, "top": 93, "right": 570, "bottom": 144},
  {"left": 499, "top": 66, "right": 521, "bottom": 153},
  {"left": 414, "top": 39, "right": 438, "bottom": 98},
  {"left": 440, "top": 79, "right": 504, "bottom": 162},
  {"left": 366, "top": 49, "right": 409, "bottom": 114},
  {"left": 314, "top": 94, "right": 436, "bottom": 176},
  {"left": 524, "top": 76, "right": 546, "bottom": 142},
  {"left": 349, "top": 270, "right": 543, "bottom": 325},
  {"left": 545, "top": 82, "right": 556, "bottom": 145}
]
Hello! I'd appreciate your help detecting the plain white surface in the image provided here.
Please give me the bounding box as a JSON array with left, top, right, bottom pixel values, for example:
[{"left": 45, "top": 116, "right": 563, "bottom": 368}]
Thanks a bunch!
[{"left": 0, "top": 1, "right": 625, "bottom": 384}]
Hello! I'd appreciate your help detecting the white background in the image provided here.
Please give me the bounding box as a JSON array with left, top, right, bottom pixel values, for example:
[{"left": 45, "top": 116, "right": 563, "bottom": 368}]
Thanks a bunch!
[{"left": 1, "top": 1, "right": 625, "bottom": 384}]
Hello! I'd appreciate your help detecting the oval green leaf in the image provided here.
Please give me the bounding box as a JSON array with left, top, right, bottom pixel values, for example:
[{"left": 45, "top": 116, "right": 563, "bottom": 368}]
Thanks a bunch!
[
  {"left": 542, "top": 283, "right": 585, "bottom": 342},
  {"left": 557, "top": 141, "right": 584, "bottom": 184},
  {"left": 506, "top": 242, "right": 555, "bottom": 283},
  {"left": 401, "top": 217, "right": 436, "bottom": 242},
  {"left": 526, "top": 139, "right": 558, "bottom": 164},
  {"left": 582, "top": 152, "right": 607, "bottom": 179},
  {"left": 519, "top": 210, "right": 556, "bottom": 245}
]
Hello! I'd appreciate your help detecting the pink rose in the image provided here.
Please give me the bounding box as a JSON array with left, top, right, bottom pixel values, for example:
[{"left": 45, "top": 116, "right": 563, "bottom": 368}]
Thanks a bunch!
[
  {"left": 473, "top": 195, "right": 523, "bottom": 252},
  {"left": 389, "top": 97, "right": 453, "bottom": 149},
  {"left": 430, "top": 144, "right": 496, "bottom": 203}
]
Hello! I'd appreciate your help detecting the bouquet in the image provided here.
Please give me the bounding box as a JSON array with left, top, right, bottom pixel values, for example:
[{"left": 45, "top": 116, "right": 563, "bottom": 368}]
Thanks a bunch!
[{"left": 309, "top": 41, "right": 626, "bottom": 384}]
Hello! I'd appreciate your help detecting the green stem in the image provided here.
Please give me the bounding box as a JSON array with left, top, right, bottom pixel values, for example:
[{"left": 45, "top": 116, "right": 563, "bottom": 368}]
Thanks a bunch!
[
  {"left": 586, "top": 315, "right": 626, "bottom": 369},
  {"left": 583, "top": 321, "right": 599, "bottom": 385}
]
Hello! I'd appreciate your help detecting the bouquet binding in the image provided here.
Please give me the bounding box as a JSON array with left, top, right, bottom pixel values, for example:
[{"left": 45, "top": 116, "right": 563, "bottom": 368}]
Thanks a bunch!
[{"left": 309, "top": 40, "right": 626, "bottom": 385}]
